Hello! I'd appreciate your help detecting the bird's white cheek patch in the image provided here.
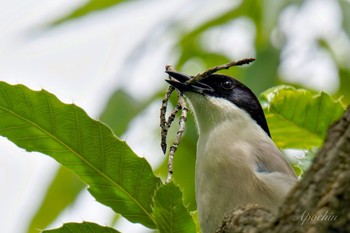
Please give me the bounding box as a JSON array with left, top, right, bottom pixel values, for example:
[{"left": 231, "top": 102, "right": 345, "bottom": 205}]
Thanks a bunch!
[
  {"left": 185, "top": 93, "right": 248, "bottom": 131},
  {"left": 207, "top": 96, "right": 239, "bottom": 111}
]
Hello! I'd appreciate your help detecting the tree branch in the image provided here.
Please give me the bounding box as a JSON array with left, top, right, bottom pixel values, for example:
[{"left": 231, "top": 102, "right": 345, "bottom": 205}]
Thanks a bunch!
[{"left": 186, "top": 58, "right": 255, "bottom": 85}]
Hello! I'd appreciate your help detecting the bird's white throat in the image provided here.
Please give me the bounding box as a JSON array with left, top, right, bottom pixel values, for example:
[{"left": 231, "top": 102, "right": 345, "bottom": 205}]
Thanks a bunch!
[{"left": 185, "top": 92, "right": 267, "bottom": 137}]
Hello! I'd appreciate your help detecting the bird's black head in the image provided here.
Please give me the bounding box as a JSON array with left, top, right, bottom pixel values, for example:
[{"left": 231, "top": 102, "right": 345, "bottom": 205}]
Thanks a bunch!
[{"left": 166, "top": 71, "right": 271, "bottom": 137}]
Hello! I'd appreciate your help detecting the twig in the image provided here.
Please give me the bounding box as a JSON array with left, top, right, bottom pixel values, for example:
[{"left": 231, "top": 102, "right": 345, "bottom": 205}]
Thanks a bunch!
[
  {"left": 166, "top": 95, "right": 188, "bottom": 183},
  {"left": 166, "top": 102, "right": 181, "bottom": 127},
  {"left": 160, "top": 65, "right": 189, "bottom": 183},
  {"left": 161, "top": 58, "right": 255, "bottom": 183},
  {"left": 160, "top": 86, "right": 174, "bottom": 154},
  {"left": 160, "top": 65, "right": 178, "bottom": 154},
  {"left": 186, "top": 58, "right": 255, "bottom": 85}
]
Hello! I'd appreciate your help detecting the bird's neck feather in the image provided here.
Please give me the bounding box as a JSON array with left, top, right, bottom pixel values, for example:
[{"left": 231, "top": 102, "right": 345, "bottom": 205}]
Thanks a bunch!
[{"left": 186, "top": 93, "right": 261, "bottom": 136}]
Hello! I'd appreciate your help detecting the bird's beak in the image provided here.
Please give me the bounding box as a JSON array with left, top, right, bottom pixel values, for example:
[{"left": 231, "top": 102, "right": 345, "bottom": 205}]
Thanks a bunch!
[{"left": 165, "top": 71, "right": 213, "bottom": 94}]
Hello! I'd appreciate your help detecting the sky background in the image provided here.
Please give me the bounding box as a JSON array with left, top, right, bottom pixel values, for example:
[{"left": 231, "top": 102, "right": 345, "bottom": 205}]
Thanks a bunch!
[{"left": 0, "top": 0, "right": 348, "bottom": 232}]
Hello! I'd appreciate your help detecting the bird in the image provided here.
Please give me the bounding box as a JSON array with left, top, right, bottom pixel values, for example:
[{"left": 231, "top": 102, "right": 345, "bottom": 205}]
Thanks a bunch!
[{"left": 165, "top": 71, "right": 297, "bottom": 233}]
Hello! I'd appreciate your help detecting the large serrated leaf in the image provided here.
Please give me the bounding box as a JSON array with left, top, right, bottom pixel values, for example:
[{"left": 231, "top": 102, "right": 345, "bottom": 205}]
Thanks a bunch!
[
  {"left": 0, "top": 82, "right": 161, "bottom": 228},
  {"left": 260, "top": 85, "right": 345, "bottom": 149},
  {"left": 42, "top": 221, "right": 120, "bottom": 233},
  {"left": 152, "top": 182, "right": 196, "bottom": 233}
]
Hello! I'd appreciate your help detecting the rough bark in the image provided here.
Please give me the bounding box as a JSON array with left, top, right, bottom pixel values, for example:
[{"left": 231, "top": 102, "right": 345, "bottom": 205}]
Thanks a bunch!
[{"left": 217, "top": 106, "right": 350, "bottom": 233}]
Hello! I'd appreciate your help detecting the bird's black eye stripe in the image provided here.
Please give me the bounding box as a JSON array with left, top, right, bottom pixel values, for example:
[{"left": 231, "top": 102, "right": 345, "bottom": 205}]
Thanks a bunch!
[{"left": 221, "top": 80, "right": 234, "bottom": 90}]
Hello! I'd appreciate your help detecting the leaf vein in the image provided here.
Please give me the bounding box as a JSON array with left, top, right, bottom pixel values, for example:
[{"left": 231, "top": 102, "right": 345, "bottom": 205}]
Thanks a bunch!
[
  {"left": 73, "top": 106, "right": 82, "bottom": 154},
  {"left": 0, "top": 88, "right": 156, "bottom": 225},
  {"left": 44, "top": 91, "right": 56, "bottom": 134},
  {"left": 133, "top": 160, "right": 144, "bottom": 197},
  {"left": 0, "top": 86, "right": 11, "bottom": 109},
  {"left": 19, "top": 85, "right": 35, "bottom": 121},
  {"left": 99, "top": 123, "right": 104, "bottom": 172}
]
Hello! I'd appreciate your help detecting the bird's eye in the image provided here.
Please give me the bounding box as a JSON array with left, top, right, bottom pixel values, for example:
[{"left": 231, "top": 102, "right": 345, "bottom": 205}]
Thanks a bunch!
[{"left": 221, "top": 80, "right": 234, "bottom": 90}]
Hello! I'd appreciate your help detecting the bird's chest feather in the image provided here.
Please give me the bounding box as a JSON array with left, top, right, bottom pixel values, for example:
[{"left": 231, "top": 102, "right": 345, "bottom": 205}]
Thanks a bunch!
[
  {"left": 195, "top": 120, "right": 259, "bottom": 179},
  {"left": 195, "top": 122, "right": 262, "bottom": 231},
  {"left": 194, "top": 121, "right": 296, "bottom": 233}
]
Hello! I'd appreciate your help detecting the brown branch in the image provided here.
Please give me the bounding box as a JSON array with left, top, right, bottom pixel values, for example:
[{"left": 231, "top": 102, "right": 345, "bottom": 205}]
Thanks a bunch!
[
  {"left": 160, "top": 65, "right": 189, "bottom": 183},
  {"left": 161, "top": 59, "right": 255, "bottom": 182},
  {"left": 186, "top": 58, "right": 255, "bottom": 85},
  {"left": 166, "top": 95, "right": 188, "bottom": 183},
  {"left": 160, "top": 85, "right": 175, "bottom": 154}
]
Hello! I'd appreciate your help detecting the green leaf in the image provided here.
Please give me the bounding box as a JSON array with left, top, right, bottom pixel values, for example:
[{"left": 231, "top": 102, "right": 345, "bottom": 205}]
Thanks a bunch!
[
  {"left": 99, "top": 89, "right": 155, "bottom": 137},
  {"left": 338, "top": 67, "right": 350, "bottom": 104},
  {"left": 42, "top": 221, "right": 120, "bottom": 233},
  {"left": 190, "top": 211, "right": 201, "bottom": 233},
  {"left": 28, "top": 166, "right": 85, "bottom": 233},
  {"left": 0, "top": 81, "right": 161, "bottom": 228},
  {"left": 291, "top": 149, "right": 314, "bottom": 177},
  {"left": 99, "top": 89, "right": 142, "bottom": 136},
  {"left": 242, "top": 45, "right": 280, "bottom": 94},
  {"left": 260, "top": 85, "right": 345, "bottom": 149},
  {"left": 152, "top": 182, "right": 196, "bottom": 233},
  {"left": 340, "top": 0, "right": 350, "bottom": 37},
  {"left": 154, "top": 117, "right": 197, "bottom": 211},
  {"left": 52, "top": 0, "right": 128, "bottom": 25}
]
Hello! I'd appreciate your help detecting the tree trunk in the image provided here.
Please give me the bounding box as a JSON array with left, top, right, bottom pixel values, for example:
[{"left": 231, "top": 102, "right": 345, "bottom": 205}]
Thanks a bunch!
[{"left": 217, "top": 106, "right": 350, "bottom": 233}]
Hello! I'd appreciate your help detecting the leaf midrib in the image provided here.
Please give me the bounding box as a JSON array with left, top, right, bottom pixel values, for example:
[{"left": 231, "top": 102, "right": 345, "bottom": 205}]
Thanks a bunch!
[{"left": 0, "top": 104, "right": 156, "bottom": 225}]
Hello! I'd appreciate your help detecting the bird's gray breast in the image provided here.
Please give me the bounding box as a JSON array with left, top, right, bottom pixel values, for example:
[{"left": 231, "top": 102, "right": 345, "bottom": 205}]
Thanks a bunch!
[{"left": 195, "top": 130, "right": 296, "bottom": 233}]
